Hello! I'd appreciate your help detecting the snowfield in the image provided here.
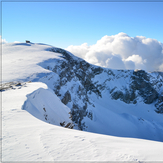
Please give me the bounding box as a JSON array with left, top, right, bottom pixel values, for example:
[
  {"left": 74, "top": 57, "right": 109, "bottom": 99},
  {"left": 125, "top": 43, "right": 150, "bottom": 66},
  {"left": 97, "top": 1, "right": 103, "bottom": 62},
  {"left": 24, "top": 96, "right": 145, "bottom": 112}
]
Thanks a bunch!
[
  {"left": 2, "top": 43, "right": 62, "bottom": 83},
  {"left": 2, "top": 42, "right": 163, "bottom": 161}
]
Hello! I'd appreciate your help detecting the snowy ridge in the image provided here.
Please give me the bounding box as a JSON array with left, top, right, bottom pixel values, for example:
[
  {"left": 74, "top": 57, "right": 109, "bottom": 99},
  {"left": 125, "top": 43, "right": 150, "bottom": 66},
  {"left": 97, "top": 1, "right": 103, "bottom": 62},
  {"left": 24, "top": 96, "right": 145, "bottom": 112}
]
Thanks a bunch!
[
  {"left": 37, "top": 45, "right": 163, "bottom": 141},
  {"left": 2, "top": 42, "right": 163, "bottom": 161}
]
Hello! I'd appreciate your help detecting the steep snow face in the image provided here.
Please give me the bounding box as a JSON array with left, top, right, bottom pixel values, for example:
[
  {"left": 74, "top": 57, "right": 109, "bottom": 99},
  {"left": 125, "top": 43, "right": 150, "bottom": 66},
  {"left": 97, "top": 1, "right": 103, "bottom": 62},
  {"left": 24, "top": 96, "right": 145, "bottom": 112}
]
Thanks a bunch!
[{"left": 2, "top": 42, "right": 163, "bottom": 142}]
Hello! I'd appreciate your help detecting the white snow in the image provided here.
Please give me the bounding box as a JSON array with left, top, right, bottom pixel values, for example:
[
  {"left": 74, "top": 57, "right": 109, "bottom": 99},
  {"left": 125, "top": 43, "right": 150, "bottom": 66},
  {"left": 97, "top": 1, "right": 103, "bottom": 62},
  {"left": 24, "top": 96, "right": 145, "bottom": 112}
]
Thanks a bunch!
[
  {"left": 2, "top": 42, "right": 62, "bottom": 83},
  {"left": 2, "top": 82, "right": 163, "bottom": 161},
  {"left": 23, "top": 86, "right": 72, "bottom": 126},
  {"left": 2, "top": 42, "right": 163, "bottom": 161}
]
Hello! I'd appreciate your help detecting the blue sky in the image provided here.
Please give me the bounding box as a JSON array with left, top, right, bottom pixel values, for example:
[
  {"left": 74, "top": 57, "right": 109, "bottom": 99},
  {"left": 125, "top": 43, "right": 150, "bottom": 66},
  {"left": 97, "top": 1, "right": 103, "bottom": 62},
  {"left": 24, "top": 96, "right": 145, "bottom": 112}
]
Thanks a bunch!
[{"left": 2, "top": 2, "right": 163, "bottom": 48}]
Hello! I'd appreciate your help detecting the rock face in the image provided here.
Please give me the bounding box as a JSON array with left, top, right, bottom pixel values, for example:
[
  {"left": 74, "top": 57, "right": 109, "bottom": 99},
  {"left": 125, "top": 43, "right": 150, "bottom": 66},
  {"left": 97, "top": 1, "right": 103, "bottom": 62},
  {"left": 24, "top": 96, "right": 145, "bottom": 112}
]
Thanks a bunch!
[
  {"left": 155, "top": 93, "right": 163, "bottom": 113},
  {"left": 39, "top": 47, "right": 163, "bottom": 131},
  {"left": 45, "top": 48, "right": 102, "bottom": 129},
  {"left": 109, "top": 70, "right": 160, "bottom": 105},
  {"left": 61, "top": 91, "right": 71, "bottom": 105},
  {"left": 131, "top": 70, "right": 158, "bottom": 104}
]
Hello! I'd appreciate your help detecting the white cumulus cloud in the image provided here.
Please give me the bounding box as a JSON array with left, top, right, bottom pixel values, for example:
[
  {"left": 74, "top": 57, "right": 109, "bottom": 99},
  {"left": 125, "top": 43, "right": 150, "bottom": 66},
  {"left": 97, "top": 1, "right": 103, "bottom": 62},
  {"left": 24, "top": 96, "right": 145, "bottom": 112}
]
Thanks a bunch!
[
  {"left": 66, "top": 32, "right": 163, "bottom": 72},
  {"left": 0, "top": 36, "right": 7, "bottom": 44}
]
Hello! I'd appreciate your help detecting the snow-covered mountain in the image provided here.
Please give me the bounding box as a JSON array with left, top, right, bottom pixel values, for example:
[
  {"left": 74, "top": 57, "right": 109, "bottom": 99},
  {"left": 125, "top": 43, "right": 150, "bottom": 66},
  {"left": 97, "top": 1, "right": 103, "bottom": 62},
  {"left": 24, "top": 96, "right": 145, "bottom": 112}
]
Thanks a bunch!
[{"left": 2, "top": 42, "right": 163, "bottom": 161}]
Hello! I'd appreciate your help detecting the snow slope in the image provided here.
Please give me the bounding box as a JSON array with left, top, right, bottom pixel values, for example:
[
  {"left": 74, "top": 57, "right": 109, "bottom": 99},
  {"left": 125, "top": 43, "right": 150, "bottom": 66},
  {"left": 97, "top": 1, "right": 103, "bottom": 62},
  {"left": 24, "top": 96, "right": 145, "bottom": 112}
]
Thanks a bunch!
[
  {"left": 2, "top": 42, "right": 163, "bottom": 161},
  {"left": 23, "top": 86, "right": 72, "bottom": 127},
  {"left": 2, "top": 43, "right": 62, "bottom": 83},
  {"left": 2, "top": 82, "right": 163, "bottom": 161}
]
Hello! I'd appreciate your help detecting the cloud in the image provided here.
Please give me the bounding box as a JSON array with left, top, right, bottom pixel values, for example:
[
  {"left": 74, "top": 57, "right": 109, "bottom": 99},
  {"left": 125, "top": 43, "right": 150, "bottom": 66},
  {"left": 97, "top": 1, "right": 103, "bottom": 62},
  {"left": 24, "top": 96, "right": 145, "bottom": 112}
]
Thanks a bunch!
[
  {"left": 66, "top": 32, "right": 163, "bottom": 72},
  {"left": 124, "top": 60, "right": 135, "bottom": 70},
  {"left": 67, "top": 43, "right": 90, "bottom": 59},
  {"left": 106, "top": 55, "right": 126, "bottom": 70},
  {"left": 0, "top": 36, "right": 7, "bottom": 44}
]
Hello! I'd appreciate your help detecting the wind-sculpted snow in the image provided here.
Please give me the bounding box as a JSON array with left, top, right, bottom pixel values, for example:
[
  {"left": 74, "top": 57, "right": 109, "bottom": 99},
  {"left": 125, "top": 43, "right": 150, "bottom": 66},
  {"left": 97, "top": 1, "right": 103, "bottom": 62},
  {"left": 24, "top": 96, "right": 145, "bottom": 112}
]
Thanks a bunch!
[{"left": 22, "top": 87, "right": 74, "bottom": 128}]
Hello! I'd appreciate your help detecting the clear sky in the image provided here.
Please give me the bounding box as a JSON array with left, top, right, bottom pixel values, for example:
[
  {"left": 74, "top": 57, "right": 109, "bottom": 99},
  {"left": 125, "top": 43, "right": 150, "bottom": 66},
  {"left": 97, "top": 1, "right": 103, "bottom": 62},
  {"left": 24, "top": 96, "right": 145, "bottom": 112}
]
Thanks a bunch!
[{"left": 2, "top": 2, "right": 163, "bottom": 48}]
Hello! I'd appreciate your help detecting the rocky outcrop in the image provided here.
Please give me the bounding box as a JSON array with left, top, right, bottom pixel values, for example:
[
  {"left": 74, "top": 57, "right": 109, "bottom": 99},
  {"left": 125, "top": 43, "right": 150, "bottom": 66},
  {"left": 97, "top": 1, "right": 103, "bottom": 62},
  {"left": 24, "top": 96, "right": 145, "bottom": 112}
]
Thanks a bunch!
[
  {"left": 60, "top": 121, "right": 74, "bottom": 129},
  {"left": 110, "top": 70, "right": 160, "bottom": 105},
  {"left": 61, "top": 91, "right": 71, "bottom": 105},
  {"left": 48, "top": 47, "right": 104, "bottom": 129},
  {"left": 131, "top": 70, "right": 158, "bottom": 104},
  {"left": 111, "top": 89, "right": 137, "bottom": 104},
  {"left": 43, "top": 47, "right": 163, "bottom": 130},
  {"left": 0, "top": 81, "right": 31, "bottom": 91},
  {"left": 155, "top": 93, "right": 163, "bottom": 113},
  {"left": 51, "top": 48, "right": 102, "bottom": 97}
]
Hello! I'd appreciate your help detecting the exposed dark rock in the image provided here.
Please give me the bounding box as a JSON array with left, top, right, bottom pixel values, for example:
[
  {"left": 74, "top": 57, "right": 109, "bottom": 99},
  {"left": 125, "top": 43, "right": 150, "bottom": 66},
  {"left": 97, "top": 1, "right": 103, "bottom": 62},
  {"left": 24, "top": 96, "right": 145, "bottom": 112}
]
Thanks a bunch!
[
  {"left": 0, "top": 82, "right": 29, "bottom": 92},
  {"left": 155, "top": 94, "right": 163, "bottom": 113},
  {"left": 111, "top": 91, "right": 123, "bottom": 100},
  {"left": 91, "top": 67, "right": 103, "bottom": 75},
  {"left": 79, "top": 60, "right": 90, "bottom": 71},
  {"left": 111, "top": 89, "right": 136, "bottom": 104},
  {"left": 131, "top": 70, "right": 158, "bottom": 104},
  {"left": 61, "top": 91, "right": 71, "bottom": 105},
  {"left": 87, "top": 111, "right": 93, "bottom": 120},
  {"left": 60, "top": 121, "right": 65, "bottom": 126},
  {"left": 70, "top": 103, "right": 88, "bottom": 130},
  {"left": 106, "top": 69, "right": 115, "bottom": 76},
  {"left": 43, "top": 108, "right": 46, "bottom": 112},
  {"left": 60, "top": 121, "right": 74, "bottom": 129},
  {"left": 50, "top": 47, "right": 103, "bottom": 100},
  {"left": 15, "top": 83, "right": 22, "bottom": 86},
  {"left": 110, "top": 70, "right": 159, "bottom": 105},
  {"left": 65, "top": 122, "right": 74, "bottom": 129}
]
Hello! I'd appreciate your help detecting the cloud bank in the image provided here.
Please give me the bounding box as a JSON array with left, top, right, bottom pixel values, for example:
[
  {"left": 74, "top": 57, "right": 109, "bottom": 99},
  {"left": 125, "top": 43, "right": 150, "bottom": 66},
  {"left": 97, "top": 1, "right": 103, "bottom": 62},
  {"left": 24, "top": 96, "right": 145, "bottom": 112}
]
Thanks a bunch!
[{"left": 66, "top": 33, "right": 163, "bottom": 72}]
